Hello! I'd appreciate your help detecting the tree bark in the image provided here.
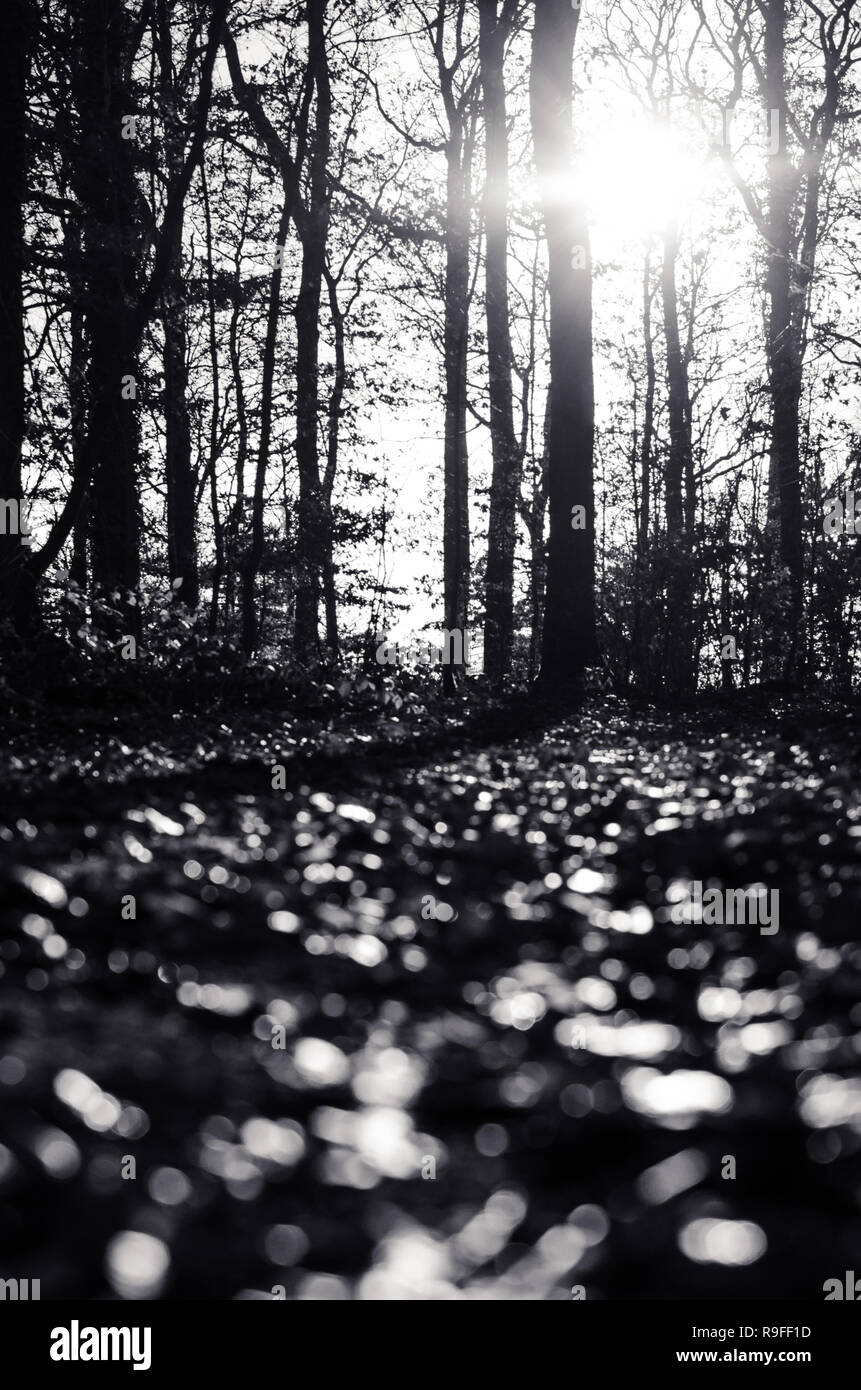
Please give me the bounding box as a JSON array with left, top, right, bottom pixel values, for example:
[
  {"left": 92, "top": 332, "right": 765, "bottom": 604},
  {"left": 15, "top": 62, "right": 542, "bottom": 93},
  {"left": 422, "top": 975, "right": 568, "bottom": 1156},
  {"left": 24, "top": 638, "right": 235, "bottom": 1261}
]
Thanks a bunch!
[
  {"left": 201, "top": 161, "right": 223, "bottom": 633},
  {"left": 629, "top": 246, "right": 656, "bottom": 688},
  {"left": 531, "top": 0, "right": 594, "bottom": 691},
  {"left": 661, "top": 216, "right": 695, "bottom": 694},
  {"left": 67, "top": 223, "right": 89, "bottom": 600},
  {"left": 162, "top": 269, "right": 198, "bottom": 608},
  {"left": 480, "top": 0, "right": 520, "bottom": 687},
  {"left": 640, "top": 246, "right": 655, "bottom": 557},
  {"left": 241, "top": 196, "right": 291, "bottom": 654},
  {"left": 764, "top": 0, "right": 803, "bottom": 676},
  {"left": 293, "top": 0, "right": 332, "bottom": 662},
  {"left": 69, "top": 0, "right": 144, "bottom": 626},
  {"left": 156, "top": 0, "right": 199, "bottom": 610},
  {"left": 0, "top": 0, "right": 34, "bottom": 633},
  {"left": 224, "top": 181, "right": 252, "bottom": 630},
  {"left": 528, "top": 392, "right": 550, "bottom": 683},
  {"left": 322, "top": 264, "right": 346, "bottom": 658},
  {"left": 442, "top": 114, "right": 472, "bottom": 693}
]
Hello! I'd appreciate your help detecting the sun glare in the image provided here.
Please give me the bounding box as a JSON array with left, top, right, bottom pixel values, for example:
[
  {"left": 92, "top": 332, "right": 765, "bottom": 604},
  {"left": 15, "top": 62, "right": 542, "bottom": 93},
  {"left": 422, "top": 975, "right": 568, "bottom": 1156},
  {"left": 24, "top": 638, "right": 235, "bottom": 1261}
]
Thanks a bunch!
[{"left": 579, "top": 115, "right": 710, "bottom": 238}]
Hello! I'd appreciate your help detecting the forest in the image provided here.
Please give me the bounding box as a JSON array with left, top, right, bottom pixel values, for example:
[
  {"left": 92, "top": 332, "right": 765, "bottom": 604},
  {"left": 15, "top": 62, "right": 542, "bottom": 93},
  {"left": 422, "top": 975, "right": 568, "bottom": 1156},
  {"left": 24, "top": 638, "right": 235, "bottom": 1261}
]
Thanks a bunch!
[
  {"left": 1, "top": 0, "right": 859, "bottom": 704},
  {"left": 2, "top": 0, "right": 861, "bottom": 1309}
]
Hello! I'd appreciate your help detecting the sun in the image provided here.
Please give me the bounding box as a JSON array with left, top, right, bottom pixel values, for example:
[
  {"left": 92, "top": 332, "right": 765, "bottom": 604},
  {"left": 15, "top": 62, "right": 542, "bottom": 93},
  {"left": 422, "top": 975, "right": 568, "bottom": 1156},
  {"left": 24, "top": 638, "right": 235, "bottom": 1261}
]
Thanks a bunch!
[{"left": 578, "top": 112, "right": 711, "bottom": 239}]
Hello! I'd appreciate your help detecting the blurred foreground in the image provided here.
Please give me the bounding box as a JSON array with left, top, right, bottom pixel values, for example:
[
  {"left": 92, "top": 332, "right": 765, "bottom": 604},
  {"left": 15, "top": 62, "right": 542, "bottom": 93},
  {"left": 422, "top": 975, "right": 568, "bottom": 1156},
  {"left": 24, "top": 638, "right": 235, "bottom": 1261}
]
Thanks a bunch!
[{"left": 1, "top": 700, "right": 860, "bottom": 1300}]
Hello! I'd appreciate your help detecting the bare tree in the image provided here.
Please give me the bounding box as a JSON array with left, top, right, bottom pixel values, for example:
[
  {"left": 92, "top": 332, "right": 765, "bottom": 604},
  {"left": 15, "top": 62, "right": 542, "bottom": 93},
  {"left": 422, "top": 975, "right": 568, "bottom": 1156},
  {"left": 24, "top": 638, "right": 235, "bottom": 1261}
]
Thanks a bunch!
[{"left": 693, "top": 0, "right": 861, "bottom": 678}]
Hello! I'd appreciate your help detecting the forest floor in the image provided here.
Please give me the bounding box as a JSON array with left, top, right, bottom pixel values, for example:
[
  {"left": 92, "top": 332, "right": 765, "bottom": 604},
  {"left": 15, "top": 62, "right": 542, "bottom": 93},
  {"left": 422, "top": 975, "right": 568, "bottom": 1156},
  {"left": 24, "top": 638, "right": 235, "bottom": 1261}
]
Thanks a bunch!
[{"left": 2, "top": 694, "right": 860, "bottom": 1300}]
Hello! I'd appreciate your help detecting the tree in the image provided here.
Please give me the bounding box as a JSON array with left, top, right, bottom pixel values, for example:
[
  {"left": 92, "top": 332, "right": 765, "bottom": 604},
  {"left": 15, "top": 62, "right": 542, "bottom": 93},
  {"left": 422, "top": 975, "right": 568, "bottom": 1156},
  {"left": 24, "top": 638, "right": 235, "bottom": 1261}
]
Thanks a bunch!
[
  {"left": 0, "top": 0, "right": 33, "bottom": 633},
  {"left": 223, "top": 12, "right": 314, "bottom": 653},
  {"left": 155, "top": 0, "right": 199, "bottom": 611},
  {"left": 419, "top": 0, "right": 480, "bottom": 693},
  {"left": 531, "top": 0, "right": 595, "bottom": 689},
  {"left": 480, "top": 0, "right": 521, "bottom": 686},
  {"left": 68, "top": 0, "right": 145, "bottom": 621},
  {"left": 293, "top": 0, "right": 333, "bottom": 661},
  {"left": 661, "top": 212, "right": 696, "bottom": 693},
  {"left": 54, "top": 0, "right": 226, "bottom": 630},
  {"left": 694, "top": 0, "right": 861, "bottom": 679}
]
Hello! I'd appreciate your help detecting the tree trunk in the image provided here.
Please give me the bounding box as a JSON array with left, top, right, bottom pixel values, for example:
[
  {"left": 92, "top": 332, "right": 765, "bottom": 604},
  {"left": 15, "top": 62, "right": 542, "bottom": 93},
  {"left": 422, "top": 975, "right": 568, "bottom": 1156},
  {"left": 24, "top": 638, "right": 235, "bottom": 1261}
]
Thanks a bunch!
[
  {"left": 223, "top": 18, "right": 314, "bottom": 653},
  {"left": 630, "top": 245, "right": 655, "bottom": 689},
  {"left": 661, "top": 216, "right": 695, "bottom": 694},
  {"left": 70, "top": 0, "right": 143, "bottom": 625},
  {"left": 531, "top": 0, "right": 594, "bottom": 691},
  {"left": 640, "top": 247, "right": 655, "bottom": 556},
  {"left": 442, "top": 115, "right": 472, "bottom": 694},
  {"left": 292, "top": 0, "right": 331, "bottom": 662},
  {"left": 224, "top": 187, "right": 251, "bottom": 631},
  {"left": 162, "top": 270, "right": 198, "bottom": 608},
  {"left": 528, "top": 393, "right": 550, "bottom": 683},
  {"left": 720, "top": 548, "right": 734, "bottom": 692},
  {"left": 480, "top": 0, "right": 520, "bottom": 687},
  {"left": 322, "top": 265, "right": 346, "bottom": 659},
  {"left": 68, "top": 242, "right": 89, "bottom": 599},
  {"left": 764, "top": 0, "right": 803, "bottom": 677},
  {"left": 157, "top": 1, "right": 199, "bottom": 610},
  {"left": 201, "top": 162, "right": 223, "bottom": 633},
  {"left": 663, "top": 222, "right": 687, "bottom": 538},
  {"left": 241, "top": 196, "right": 291, "bottom": 654},
  {"left": 0, "top": 0, "right": 33, "bottom": 634}
]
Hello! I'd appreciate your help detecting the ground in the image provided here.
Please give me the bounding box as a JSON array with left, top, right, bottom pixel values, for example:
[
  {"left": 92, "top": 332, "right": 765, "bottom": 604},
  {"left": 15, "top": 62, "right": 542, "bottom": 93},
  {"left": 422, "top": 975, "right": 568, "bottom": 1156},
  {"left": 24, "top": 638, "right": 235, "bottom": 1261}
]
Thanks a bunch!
[{"left": 1, "top": 696, "right": 860, "bottom": 1300}]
